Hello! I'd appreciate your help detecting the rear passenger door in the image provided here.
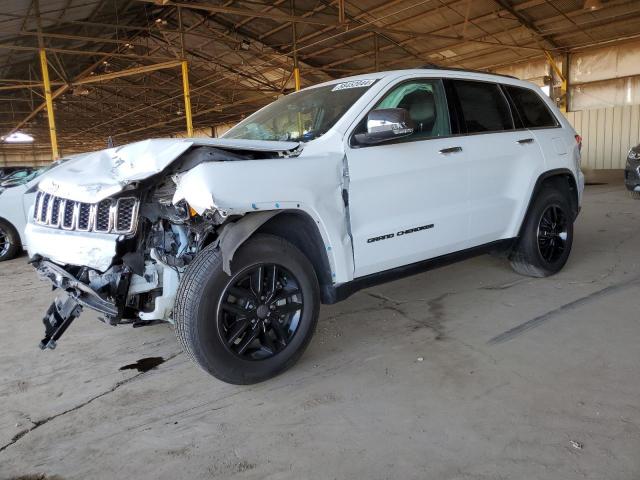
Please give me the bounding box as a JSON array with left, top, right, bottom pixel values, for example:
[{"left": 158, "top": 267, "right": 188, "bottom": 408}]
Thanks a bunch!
[
  {"left": 446, "top": 79, "right": 546, "bottom": 245},
  {"left": 503, "top": 84, "right": 566, "bottom": 174}
]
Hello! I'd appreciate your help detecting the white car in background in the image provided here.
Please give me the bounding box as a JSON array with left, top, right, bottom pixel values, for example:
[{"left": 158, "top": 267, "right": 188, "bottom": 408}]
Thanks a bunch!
[{"left": 0, "top": 165, "right": 61, "bottom": 261}]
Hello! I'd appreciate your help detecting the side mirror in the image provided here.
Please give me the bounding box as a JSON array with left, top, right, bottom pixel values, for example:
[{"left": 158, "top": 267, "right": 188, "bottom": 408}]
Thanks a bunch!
[{"left": 354, "top": 108, "right": 415, "bottom": 145}]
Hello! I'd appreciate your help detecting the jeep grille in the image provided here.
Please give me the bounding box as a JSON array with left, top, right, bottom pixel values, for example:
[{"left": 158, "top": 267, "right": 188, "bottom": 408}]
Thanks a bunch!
[{"left": 33, "top": 191, "right": 139, "bottom": 235}]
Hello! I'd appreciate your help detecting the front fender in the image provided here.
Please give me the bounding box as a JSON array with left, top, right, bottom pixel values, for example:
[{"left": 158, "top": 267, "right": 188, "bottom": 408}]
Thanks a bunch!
[{"left": 172, "top": 155, "right": 354, "bottom": 283}]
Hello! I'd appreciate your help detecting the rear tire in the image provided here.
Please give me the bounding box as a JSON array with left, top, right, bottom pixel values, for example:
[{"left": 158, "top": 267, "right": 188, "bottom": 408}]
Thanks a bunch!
[
  {"left": 0, "top": 219, "right": 20, "bottom": 262},
  {"left": 510, "top": 186, "right": 574, "bottom": 277},
  {"left": 174, "top": 234, "right": 320, "bottom": 384},
  {"left": 630, "top": 190, "right": 640, "bottom": 199}
]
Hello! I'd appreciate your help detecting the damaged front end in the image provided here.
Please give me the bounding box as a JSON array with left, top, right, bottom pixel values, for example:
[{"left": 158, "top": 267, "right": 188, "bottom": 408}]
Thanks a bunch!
[{"left": 27, "top": 138, "right": 302, "bottom": 349}]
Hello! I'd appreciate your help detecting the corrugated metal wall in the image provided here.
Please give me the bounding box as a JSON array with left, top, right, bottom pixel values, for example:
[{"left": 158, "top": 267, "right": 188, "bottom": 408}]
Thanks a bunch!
[{"left": 566, "top": 105, "right": 640, "bottom": 170}]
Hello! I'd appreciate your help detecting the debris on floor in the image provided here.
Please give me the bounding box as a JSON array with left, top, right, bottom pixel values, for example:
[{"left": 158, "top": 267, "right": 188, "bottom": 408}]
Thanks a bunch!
[{"left": 570, "top": 440, "right": 584, "bottom": 450}]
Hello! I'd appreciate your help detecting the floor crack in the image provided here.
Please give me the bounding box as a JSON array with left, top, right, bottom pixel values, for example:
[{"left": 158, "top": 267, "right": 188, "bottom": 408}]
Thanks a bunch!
[
  {"left": 366, "top": 291, "right": 449, "bottom": 340},
  {"left": 0, "top": 351, "right": 181, "bottom": 454}
]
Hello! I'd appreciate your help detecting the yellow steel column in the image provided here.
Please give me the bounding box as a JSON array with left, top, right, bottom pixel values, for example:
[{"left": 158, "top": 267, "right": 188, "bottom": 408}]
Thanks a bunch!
[
  {"left": 39, "top": 48, "right": 59, "bottom": 159},
  {"left": 291, "top": 0, "right": 301, "bottom": 92},
  {"left": 181, "top": 60, "right": 194, "bottom": 137},
  {"left": 544, "top": 50, "right": 567, "bottom": 113},
  {"left": 293, "top": 67, "right": 301, "bottom": 91}
]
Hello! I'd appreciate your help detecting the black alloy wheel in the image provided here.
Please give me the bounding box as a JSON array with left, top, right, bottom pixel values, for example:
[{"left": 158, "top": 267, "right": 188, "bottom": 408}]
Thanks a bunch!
[
  {"left": 174, "top": 234, "right": 320, "bottom": 384},
  {"left": 536, "top": 204, "right": 569, "bottom": 264},
  {"left": 510, "top": 184, "right": 574, "bottom": 278},
  {"left": 218, "top": 263, "right": 303, "bottom": 360}
]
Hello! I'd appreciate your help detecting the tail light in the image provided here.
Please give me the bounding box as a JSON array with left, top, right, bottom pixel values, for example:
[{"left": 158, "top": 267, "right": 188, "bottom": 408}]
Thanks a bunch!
[{"left": 575, "top": 134, "right": 582, "bottom": 152}]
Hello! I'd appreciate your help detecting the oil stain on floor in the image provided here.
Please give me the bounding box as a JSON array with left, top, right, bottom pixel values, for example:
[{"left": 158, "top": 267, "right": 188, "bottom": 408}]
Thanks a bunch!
[{"left": 119, "top": 357, "right": 165, "bottom": 373}]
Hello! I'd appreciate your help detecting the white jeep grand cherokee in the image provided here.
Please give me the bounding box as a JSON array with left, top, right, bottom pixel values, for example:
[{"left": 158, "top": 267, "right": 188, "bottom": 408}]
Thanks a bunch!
[{"left": 26, "top": 68, "right": 584, "bottom": 384}]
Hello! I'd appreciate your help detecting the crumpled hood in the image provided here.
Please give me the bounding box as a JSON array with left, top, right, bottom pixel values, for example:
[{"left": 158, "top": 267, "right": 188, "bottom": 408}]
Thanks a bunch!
[{"left": 37, "top": 137, "right": 300, "bottom": 203}]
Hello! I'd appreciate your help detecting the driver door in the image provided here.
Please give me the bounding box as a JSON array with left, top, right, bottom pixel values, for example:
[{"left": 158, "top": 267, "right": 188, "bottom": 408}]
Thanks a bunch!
[{"left": 345, "top": 78, "right": 471, "bottom": 278}]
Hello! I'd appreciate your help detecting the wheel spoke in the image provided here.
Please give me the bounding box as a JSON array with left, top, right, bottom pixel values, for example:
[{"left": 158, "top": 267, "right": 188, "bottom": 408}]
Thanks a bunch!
[
  {"left": 237, "top": 325, "right": 260, "bottom": 354},
  {"left": 260, "top": 328, "right": 279, "bottom": 354},
  {"left": 228, "top": 286, "right": 255, "bottom": 302},
  {"left": 221, "top": 302, "right": 254, "bottom": 318},
  {"left": 274, "top": 302, "right": 303, "bottom": 317},
  {"left": 268, "top": 265, "right": 277, "bottom": 298},
  {"left": 252, "top": 265, "right": 264, "bottom": 297},
  {"left": 271, "top": 289, "right": 301, "bottom": 304},
  {"left": 226, "top": 319, "right": 250, "bottom": 346},
  {"left": 271, "top": 318, "right": 289, "bottom": 346}
]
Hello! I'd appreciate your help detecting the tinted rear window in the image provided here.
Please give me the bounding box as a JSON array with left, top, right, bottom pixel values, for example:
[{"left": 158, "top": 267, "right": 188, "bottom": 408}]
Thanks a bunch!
[
  {"left": 451, "top": 80, "right": 513, "bottom": 134},
  {"left": 504, "top": 85, "right": 559, "bottom": 129}
]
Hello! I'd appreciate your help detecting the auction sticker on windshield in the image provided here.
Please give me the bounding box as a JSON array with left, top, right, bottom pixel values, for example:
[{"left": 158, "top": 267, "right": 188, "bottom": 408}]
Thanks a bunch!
[{"left": 331, "top": 79, "right": 375, "bottom": 91}]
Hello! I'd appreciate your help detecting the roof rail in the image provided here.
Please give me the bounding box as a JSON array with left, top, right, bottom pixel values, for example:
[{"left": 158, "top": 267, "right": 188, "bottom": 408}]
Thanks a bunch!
[{"left": 418, "top": 64, "right": 518, "bottom": 80}]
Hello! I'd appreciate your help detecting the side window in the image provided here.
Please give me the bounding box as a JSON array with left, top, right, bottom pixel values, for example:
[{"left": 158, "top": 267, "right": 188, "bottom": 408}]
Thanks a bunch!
[
  {"left": 504, "top": 85, "right": 559, "bottom": 129},
  {"left": 373, "top": 79, "right": 451, "bottom": 140},
  {"left": 451, "top": 80, "right": 514, "bottom": 133}
]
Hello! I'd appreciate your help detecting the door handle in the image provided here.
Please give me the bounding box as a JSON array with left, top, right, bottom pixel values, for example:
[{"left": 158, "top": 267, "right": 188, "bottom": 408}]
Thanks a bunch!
[
  {"left": 517, "top": 138, "right": 534, "bottom": 144},
  {"left": 439, "top": 146, "right": 463, "bottom": 154}
]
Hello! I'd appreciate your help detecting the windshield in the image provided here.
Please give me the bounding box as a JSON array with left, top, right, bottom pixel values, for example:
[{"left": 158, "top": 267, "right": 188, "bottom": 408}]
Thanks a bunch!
[{"left": 223, "top": 80, "right": 376, "bottom": 142}]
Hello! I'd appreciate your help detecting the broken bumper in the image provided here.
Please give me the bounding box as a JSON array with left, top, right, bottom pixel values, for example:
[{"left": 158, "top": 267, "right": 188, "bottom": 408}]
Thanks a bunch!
[
  {"left": 25, "top": 222, "right": 119, "bottom": 272},
  {"left": 35, "top": 260, "right": 120, "bottom": 350},
  {"left": 35, "top": 259, "right": 119, "bottom": 317}
]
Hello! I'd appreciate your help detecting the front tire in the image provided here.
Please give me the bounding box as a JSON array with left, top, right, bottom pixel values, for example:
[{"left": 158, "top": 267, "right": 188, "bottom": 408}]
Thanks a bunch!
[
  {"left": 174, "top": 234, "right": 320, "bottom": 384},
  {"left": 510, "top": 186, "right": 574, "bottom": 277},
  {"left": 0, "top": 219, "right": 20, "bottom": 262}
]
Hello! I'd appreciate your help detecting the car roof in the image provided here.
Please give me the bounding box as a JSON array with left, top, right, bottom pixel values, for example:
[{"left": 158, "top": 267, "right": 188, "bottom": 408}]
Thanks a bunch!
[{"left": 306, "top": 67, "right": 538, "bottom": 92}]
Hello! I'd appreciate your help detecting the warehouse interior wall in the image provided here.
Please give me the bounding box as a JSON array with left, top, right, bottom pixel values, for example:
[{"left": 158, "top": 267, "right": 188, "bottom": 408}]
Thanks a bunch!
[
  {"left": 494, "top": 39, "right": 640, "bottom": 113},
  {"left": 493, "top": 41, "right": 640, "bottom": 180},
  {"left": 567, "top": 105, "right": 640, "bottom": 171}
]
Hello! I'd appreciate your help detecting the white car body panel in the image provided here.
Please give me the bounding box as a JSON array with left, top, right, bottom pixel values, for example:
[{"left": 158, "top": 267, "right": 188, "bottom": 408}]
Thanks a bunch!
[
  {"left": 0, "top": 179, "right": 42, "bottom": 247},
  {"left": 37, "top": 138, "right": 300, "bottom": 204},
  {"left": 25, "top": 223, "right": 118, "bottom": 271},
  {"left": 346, "top": 135, "right": 471, "bottom": 277},
  {"left": 173, "top": 130, "right": 353, "bottom": 283}
]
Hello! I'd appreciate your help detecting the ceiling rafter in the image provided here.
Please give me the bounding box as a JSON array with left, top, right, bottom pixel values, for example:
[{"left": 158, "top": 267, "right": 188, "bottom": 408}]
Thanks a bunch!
[{"left": 1, "top": 0, "right": 639, "bottom": 158}]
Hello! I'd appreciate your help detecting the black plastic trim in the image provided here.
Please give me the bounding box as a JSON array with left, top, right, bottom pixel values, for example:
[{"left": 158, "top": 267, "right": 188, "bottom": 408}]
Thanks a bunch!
[
  {"left": 516, "top": 168, "right": 579, "bottom": 239},
  {"left": 321, "top": 238, "right": 515, "bottom": 304}
]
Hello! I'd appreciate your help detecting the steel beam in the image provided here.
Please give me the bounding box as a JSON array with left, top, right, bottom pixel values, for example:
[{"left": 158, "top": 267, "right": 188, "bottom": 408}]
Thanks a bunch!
[
  {"left": 544, "top": 50, "right": 567, "bottom": 112},
  {"left": 0, "top": 43, "right": 174, "bottom": 61},
  {"left": 2, "top": 56, "right": 107, "bottom": 143},
  {"left": 141, "top": 0, "right": 342, "bottom": 27},
  {"left": 75, "top": 60, "right": 182, "bottom": 85},
  {"left": 181, "top": 60, "right": 193, "bottom": 137},
  {"left": 38, "top": 49, "right": 59, "bottom": 159}
]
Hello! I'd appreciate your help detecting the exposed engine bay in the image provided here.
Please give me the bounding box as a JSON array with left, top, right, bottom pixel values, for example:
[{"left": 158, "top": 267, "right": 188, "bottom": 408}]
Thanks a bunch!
[{"left": 29, "top": 141, "right": 303, "bottom": 349}]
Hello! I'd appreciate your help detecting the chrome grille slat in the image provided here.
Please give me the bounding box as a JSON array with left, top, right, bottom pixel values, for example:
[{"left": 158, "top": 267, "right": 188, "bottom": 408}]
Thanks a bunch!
[
  {"left": 33, "top": 191, "right": 43, "bottom": 220},
  {"left": 39, "top": 193, "right": 51, "bottom": 223},
  {"left": 50, "top": 197, "right": 62, "bottom": 227},
  {"left": 33, "top": 190, "right": 138, "bottom": 235},
  {"left": 114, "top": 197, "right": 137, "bottom": 233},
  {"left": 61, "top": 200, "right": 75, "bottom": 230},
  {"left": 95, "top": 200, "right": 112, "bottom": 232}
]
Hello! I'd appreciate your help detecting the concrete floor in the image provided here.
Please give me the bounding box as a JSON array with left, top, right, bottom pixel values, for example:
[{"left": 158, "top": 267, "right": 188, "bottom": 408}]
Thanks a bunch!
[{"left": 1, "top": 183, "right": 639, "bottom": 480}]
